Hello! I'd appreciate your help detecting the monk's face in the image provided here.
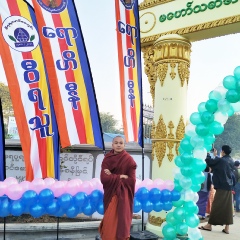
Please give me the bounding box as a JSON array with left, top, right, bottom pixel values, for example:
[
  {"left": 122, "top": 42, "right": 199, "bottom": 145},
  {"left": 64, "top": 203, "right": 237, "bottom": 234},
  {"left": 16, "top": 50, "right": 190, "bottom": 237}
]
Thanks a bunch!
[{"left": 112, "top": 137, "right": 125, "bottom": 154}]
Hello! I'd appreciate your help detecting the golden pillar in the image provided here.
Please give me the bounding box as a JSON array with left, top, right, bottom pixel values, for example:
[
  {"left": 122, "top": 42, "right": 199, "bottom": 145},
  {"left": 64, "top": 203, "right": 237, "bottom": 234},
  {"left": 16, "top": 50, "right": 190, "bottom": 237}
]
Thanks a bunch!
[{"left": 142, "top": 34, "right": 191, "bottom": 236}]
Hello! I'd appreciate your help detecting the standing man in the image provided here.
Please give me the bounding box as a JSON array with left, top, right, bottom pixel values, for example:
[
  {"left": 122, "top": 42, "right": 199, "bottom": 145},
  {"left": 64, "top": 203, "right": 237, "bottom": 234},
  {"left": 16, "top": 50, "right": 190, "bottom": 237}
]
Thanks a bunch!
[
  {"left": 99, "top": 136, "right": 137, "bottom": 240},
  {"left": 199, "top": 145, "right": 235, "bottom": 234}
]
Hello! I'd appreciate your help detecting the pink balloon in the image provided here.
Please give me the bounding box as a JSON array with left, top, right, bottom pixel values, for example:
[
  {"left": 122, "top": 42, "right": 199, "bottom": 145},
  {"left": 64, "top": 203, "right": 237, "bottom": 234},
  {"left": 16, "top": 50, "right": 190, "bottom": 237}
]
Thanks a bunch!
[
  {"left": 30, "top": 178, "right": 45, "bottom": 194},
  {"left": 7, "top": 184, "right": 23, "bottom": 200},
  {"left": 152, "top": 178, "right": 165, "bottom": 190},
  {"left": 44, "top": 178, "right": 55, "bottom": 188},
  {"left": 135, "top": 179, "right": 141, "bottom": 193},
  {"left": 0, "top": 182, "right": 7, "bottom": 196},
  {"left": 65, "top": 179, "right": 80, "bottom": 196},
  {"left": 164, "top": 180, "right": 174, "bottom": 191},
  {"left": 50, "top": 181, "right": 66, "bottom": 197},
  {"left": 79, "top": 181, "right": 93, "bottom": 195},
  {"left": 140, "top": 178, "right": 153, "bottom": 190},
  {"left": 90, "top": 178, "right": 102, "bottom": 190},
  {"left": 20, "top": 181, "right": 31, "bottom": 191},
  {"left": 4, "top": 177, "right": 18, "bottom": 186}
]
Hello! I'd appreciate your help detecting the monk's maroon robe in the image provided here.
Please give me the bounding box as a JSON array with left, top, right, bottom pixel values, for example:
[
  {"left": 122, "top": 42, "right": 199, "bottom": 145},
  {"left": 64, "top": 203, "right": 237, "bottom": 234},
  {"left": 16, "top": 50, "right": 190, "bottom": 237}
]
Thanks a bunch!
[{"left": 100, "top": 150, "right": 136, "bottom": 240}]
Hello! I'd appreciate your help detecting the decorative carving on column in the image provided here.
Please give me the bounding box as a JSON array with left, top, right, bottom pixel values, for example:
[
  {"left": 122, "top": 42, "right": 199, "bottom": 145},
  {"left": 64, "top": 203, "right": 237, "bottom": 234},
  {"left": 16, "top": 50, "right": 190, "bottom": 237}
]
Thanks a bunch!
[
  {"left": 156, "top": 63, "right": 168, "bottom": 86},
  {"left": 170, "top": 63, "right": 176, "bottom": 80},
  {"left": 178, "top": 61, "right": 190, "bottom": 86},
  {"left": 167, "top": 121, "right": 174, "bottom": 162},
  {"left": 148, "top": 214, "right": 166, "bottom": 226},
  {"left": 151, "top": 121, "right": 156, "bottom": 161},
  {"left": 175, "top": 115, "right": 185, "bottom": 155},
  {"left": 142, "top": 46, "right": 157, "bottom": 104}
]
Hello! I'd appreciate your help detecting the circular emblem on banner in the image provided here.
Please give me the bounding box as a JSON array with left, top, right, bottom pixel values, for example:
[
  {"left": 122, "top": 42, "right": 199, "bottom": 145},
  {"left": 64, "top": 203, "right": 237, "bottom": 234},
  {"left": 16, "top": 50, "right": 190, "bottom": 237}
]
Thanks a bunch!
[
  {"left": 37, "top": 0, "right": 68, "bottom": 13},
  {"left": 1, "top": 16, "right": 39, "bottom": 53}
]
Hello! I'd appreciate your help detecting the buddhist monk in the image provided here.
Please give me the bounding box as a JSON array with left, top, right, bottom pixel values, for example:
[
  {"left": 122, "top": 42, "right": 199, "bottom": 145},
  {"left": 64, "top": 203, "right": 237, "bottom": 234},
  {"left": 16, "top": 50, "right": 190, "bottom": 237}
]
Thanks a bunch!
[{"left": 99, "top": 136, "right": 136, "bottom": 240}]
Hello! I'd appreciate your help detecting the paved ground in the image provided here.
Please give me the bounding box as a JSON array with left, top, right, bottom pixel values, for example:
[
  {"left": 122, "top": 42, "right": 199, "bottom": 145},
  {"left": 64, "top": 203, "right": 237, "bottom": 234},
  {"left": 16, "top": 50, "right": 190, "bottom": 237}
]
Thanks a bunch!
[{"left": 198, "top": 211, "right": 240, "bottom": 240}]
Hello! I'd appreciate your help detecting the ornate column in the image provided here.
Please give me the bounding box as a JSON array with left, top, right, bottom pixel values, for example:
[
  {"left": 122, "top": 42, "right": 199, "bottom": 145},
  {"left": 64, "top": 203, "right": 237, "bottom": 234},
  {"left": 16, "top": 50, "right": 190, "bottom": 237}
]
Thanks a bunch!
[{"left": 142, "top": 34, "right": 191, "bottom": 236}]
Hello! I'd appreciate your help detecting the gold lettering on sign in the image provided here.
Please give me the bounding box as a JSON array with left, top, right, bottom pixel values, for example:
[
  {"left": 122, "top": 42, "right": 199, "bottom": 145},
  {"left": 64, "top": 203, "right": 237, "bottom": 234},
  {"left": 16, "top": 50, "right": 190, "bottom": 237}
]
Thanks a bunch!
[{"left": 148, "top": 214, "right": 166, "bottom": 226}]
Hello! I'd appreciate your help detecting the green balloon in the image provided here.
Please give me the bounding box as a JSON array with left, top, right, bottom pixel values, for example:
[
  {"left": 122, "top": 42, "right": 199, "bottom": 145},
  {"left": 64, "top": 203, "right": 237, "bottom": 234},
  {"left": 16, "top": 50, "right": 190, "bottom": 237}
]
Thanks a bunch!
[
  {"left": 180, "top": 138, "right": 193, "bottom": 152},
  {"left": 223, "top": 75, "right": 237, "bottom": 90},
  {"left": 208, "top": 91, "right": 222, "bottom": 101},
  {"left": 196, "top": 123, "right": 209, "bottom": 136},
  {"left": 162, "top": 224, "right": 177, "bottom": 239},
  {"left": 191, "top": 158, "right": 206, "bottom": 172},
  {"left": 191, "top": 171, "right": 205, "bottom": 185},
  {"left": 166, "top": 212, "right": 179, "bottom": 226},
  {"left": 176, "top": 222, "right": 188, "bottom": 236},
  {"left": 172, "top": 200, "right": 184, "bottom": 207},
  {"left": 191, "top": 183, "right": 201, "bottom": 192},
  {"left": 204, "top": 143, "right": 212, "bottom": 152},
  {"left": 180, "top": 153, "right": 194, "bottom": 165},
  {"left": 201, "top": 111, "right": 214, "bottom": 124},
  {"left": 173, "top": 207, "right": 186, "bottom": 221},
  {"left": 205, "top": 99, "right": 218, "bottom": 112},
  {"left": 185, "top": 213, "right": 200, "bottom": 228},
  {"left": 204, "top": 134, "right": 215, "bottom": 145},
  {"left": 174, "top": 156, "right": 184, "bottom": 168},
  {"left": 234, "top": 66, "right": 240, "bottom": 80},
  {"left": 174, "top": 179, "right": 183, "bottom": 192},
  {"left": 235, "top": 79, "right": 240, "bottom": 92},
  {"left": 184, "top": 201, "right": 198, "bottom": 215},
  {"left": 198, "top": 102, "right": 206, "bottom": 113},
  {"left": 209, "top": 121, "right": 224, "bottom": 135},
  {"left": 227, "top": 105, "right": 234, "bottom": 117},
  {"left": 179, "top": 177, "right": 192, "bottom": 190},
  {"left": 190, "top": 112, "right": 202, "bottom": 125},
  {"left": 180, "top": 166, "right": 193, "bottom": 177},
  {"left": 218, "top": 99, "right": 230, "bottom": 113},
  {"left": 226, "top": 89, "right": 240, "bottom": 103}
]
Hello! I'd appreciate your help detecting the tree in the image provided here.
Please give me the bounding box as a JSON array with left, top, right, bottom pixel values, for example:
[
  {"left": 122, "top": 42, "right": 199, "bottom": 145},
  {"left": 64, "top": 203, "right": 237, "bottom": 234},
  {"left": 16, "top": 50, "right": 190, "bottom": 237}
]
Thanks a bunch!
[
  {"left": 214, "top": 114, "right": 240, "bottom": 158},
  {"left": 99, "top": 112, "right": 123, "bottom": 134}
]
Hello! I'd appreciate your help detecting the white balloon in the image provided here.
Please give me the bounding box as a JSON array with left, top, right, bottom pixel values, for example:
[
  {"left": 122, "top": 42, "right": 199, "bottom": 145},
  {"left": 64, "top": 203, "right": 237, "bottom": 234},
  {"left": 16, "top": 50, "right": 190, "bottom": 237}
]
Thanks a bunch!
[
  {"left": 193, "top": 147, "right": 207, "bottom": 160},
  {"left": 193, "top": 192, "right": 199, "bottom": 203},
  {"left": 231, "top": 102, "right": 240, "bottom": 112},
  {"left": 214, "top": 111, "right": 228, "bottom": 125},
  {"left": 185, "top": 123, "right": 196, "bottom": 137},
  {"left": 214, "top": 86, "right": 227, "bottom": 99}
]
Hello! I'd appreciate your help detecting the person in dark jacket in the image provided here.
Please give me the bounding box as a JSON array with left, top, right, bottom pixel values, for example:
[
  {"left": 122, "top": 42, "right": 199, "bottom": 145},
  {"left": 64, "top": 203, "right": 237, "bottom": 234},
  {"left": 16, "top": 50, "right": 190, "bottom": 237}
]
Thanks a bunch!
[{"left": 199, "top": 145, "right": 234, "bottom": 234}]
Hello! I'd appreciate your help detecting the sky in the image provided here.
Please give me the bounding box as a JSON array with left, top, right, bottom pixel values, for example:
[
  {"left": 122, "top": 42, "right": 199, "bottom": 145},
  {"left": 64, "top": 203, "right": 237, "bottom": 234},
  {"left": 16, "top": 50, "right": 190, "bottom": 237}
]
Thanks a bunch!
[{"left": 1, "top": 0, "right": 240, "bottom": 127}]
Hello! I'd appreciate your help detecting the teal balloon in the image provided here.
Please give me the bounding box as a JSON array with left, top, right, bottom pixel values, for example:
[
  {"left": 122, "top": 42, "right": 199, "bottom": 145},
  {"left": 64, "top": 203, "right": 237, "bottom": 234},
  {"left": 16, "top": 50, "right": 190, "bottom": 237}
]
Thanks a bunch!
[
  {"left": 172, "top": 199, "right": 184, "bottom": 207},
  {"left": 234, "top": 66, "right": 240, "bottom": 80},
  {"left": 218, "top": 99, "right": 230, "bottom": 113},
  {"left": 227, "top": 105, "right": 234, "bottom": 116},
  {"left": 179, "top": 177, "right": 192, "bottom": 190},
  {"left": 173, "top": 207, "right": 185, "bottom": 221},
  {"left": 235, "top": 79, "right": 240, "bottom": 92},
  {"left": 166, "top": 212, "right": 179, "bottom": 226},
  {"left": 174, "top": 156, "right": 184, "bottom": 168},
  {"left": 185, "top": 213, "right": 200, "bottom": 228},
  {"left": 198, "top": 102, "right": 206, "bottom": 113},
  {"left": 174, "top": 179, "right": 183, "bottom": 192},
  {"left": 204, "top": 143, "right": 212, "bottom": 152},
  {"left": 190, "top": 112, "right": 201, "bottom": 125},
  {"left": 180, "top": 138, "right": 193, "bottom": 152},
  {"left": 178, "top": 147, "right": 184, "bottom": 155},
  {"left": 205, "top": 99, "right": 218, "bottom": 112},
  {"left": 209, "top": 90, "right": 222, "bottom": 101},
  {"left": 209, "top": 121, "right": 224, "bottom": 135},
  {"left": 180, "top": 166, "right": 193, "bottom": 177},
  {"left": 180, "top": 152, "right": 194, "bottom": 165},
  {"left": 191, "top": 183, "right": 201, "bottom": 192},
  {"left": 226, "top": 89, "right": 240, "bottom": 103},
  {"left": 184, "top": 201, "right": 198, "bottom": 215},
  {"left": 176, "top": 222, "right": 188, "bottom": 235},
  {"left": 223, "top": 75, "right": 237, "bottom": 90},
  {"left": 196, "top": 123, "right": 209, "bottom": 136},
  {"left": 190, "top": 135, "right": 204, "bottom": 148},
  {"left": 201, "top": 111, "right": 214, "bottom": 124},
  {"left": 204, "top": 134, "right": 215, "bottom": 145},
  {"left": 162, "top": 224, "right": 177, "bottom": 239},
  {"left": 191, "top": 171, "right": 205, "bottom": 185},
  {"left": 191, "top": 158, "right": 206, "bottom": 172}
]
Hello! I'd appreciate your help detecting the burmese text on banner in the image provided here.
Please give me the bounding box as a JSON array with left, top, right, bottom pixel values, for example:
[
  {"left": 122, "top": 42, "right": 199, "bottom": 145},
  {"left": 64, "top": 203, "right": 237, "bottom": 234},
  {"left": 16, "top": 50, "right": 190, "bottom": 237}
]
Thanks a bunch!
[
  {"left": 32, "top": 0, "right": 104, "bottom": 149},
  {"left": 115, "top": 0, "right": 143, "bottom": 147},
  {"left": 0, "top": 0, "right": 60, "bottom": 181}
]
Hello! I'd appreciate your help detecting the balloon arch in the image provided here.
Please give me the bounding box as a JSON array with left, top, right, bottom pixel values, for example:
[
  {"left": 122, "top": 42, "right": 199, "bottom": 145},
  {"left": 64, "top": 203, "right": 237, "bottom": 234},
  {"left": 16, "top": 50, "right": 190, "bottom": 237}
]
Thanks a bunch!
[{"left": 1, "top": 66, "right": 240, "bottom": 239}]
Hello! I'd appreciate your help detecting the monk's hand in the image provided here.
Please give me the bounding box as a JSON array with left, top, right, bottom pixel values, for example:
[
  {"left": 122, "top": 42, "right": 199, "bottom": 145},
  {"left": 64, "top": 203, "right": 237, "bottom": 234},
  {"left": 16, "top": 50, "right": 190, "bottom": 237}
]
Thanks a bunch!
[
  {"left": 104, "top": 169, "right": 111, "bottom": 175},
  {"left": 120, "top": 174, "right": 128, "bottom": 179}
]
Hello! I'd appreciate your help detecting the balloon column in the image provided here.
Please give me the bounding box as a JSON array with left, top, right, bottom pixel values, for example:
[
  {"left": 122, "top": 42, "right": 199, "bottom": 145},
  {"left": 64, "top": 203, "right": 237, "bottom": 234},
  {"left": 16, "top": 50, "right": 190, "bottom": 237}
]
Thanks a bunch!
[
  {"left": 162, "top": 66, "right": 240, "bottom": 240},
  {"left": 0, "top": 177, "right": 179, "bottom": 218}
]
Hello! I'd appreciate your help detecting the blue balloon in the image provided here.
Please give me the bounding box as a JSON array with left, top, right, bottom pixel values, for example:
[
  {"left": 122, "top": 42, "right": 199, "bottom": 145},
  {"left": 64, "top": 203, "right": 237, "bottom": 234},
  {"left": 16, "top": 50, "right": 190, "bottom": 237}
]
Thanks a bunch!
[
  {"left": 0, "top": 196, "right": 9, "bottom": 217},
  {"left": 161, "top": 189, "right": 172, "bottom": 202},
  {"left": 153, "top": 201, "right": 163, "bottom": 212},
  {"left": 55, "top": 207, "right": 65, "bottom": 217},
  {"left": 22, "top": 190, "right": 38, "bottom": 207},
  {"left": 171, "top": 190, "right": 181, "bottom": 201},
  {"left": 46, "top": 199, "right": 59, "bottom": 215},
  {"left": 58, "top": 193, "right": 73, "bottom": 209},
  {"left": 29, "top": 203, "right": 44, "bottom": 218},
  {"left": 89, "top": 190, "right": 103, "bottom": 205},
  {"left": 66, "top": 206, "right": 79, "bottom": 218},
  {"left": 39, "top": 188, "right": 54, "bottom": 205},
  {"left": 133, "top": 198, "right": 142, "bottom": 213},
  {"left": 149, "top": 188, "right": 161, "bottom": 203},
  {"left": 74, "top": 192, "right": 88, "bottom": 208},
  {"left": 96, "top": 202, "right": 104, "bottom": 215},
  {"left": 10, "top": 199, "right": 24, "bottom": 216},
  {"left": 82, "top": 202, "right": 95, "bottom": 216},
  {"left": 142, "top": 200, "right": 153, "bottom": 213},
  {"left": 135, "top": 187, "right": 149, "bottom": 203},
  {"left": 162, "top": 201, "right": 173, "bottom": 211}
]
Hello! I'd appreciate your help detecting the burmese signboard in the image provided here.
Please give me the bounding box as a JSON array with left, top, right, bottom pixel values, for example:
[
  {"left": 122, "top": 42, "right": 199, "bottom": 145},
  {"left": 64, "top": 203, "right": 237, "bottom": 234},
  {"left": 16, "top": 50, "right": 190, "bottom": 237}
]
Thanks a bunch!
[{"left": 139, "top": 0, "right": 240, "bottom": 45}]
